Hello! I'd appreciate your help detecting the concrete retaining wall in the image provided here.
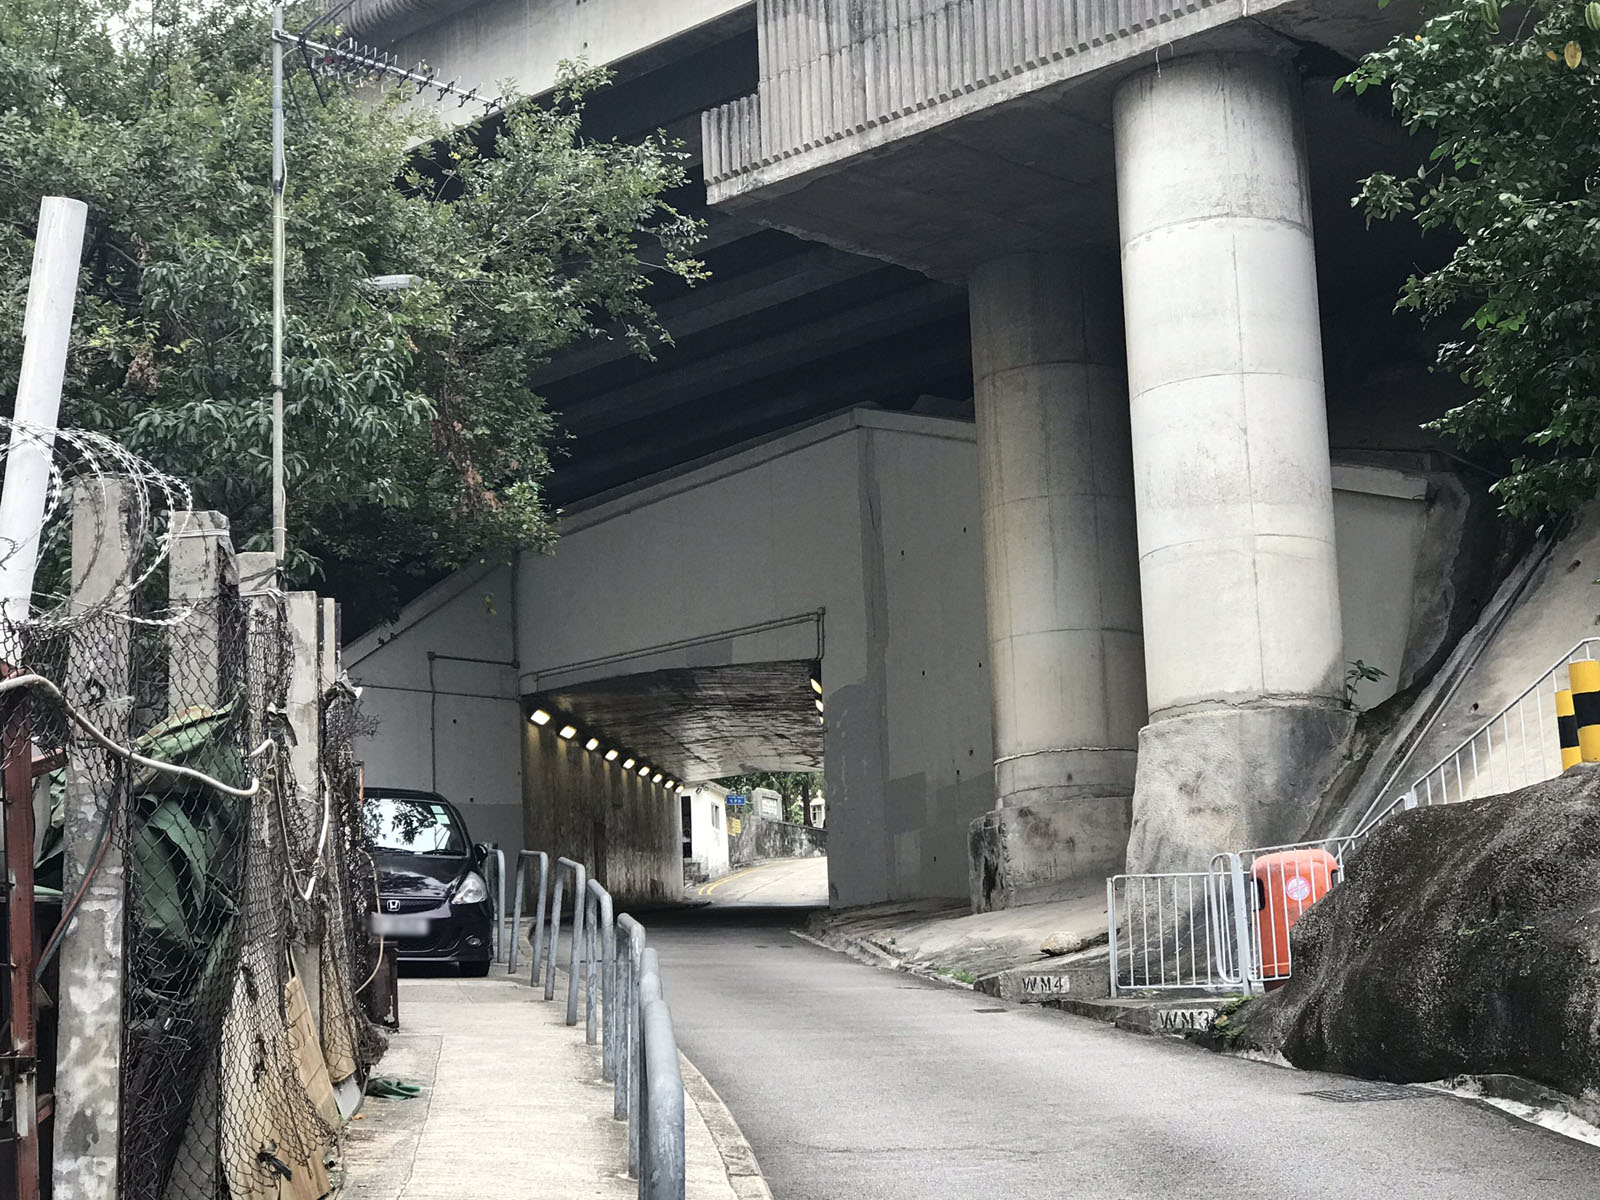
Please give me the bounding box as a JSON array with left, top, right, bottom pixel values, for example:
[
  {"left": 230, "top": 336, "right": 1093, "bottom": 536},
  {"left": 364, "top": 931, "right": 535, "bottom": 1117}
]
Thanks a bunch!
[{"left": 729, "top": 811, "right": 827, "bottom": 867}]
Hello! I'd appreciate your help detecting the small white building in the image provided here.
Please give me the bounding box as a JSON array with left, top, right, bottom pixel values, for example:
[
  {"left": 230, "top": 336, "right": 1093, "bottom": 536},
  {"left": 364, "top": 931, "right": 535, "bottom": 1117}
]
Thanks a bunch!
[{"left": 681, "top": 783, "right": 732, "bottom": 882}]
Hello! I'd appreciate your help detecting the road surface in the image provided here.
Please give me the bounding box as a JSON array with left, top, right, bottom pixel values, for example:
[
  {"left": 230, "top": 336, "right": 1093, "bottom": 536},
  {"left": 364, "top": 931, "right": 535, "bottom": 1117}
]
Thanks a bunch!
[
  {"left": 689, "top": 856, "right": 828, "bottom": 906},
  {"left": 648, "top": 859, "right": 1600, "bottom": 1199}
]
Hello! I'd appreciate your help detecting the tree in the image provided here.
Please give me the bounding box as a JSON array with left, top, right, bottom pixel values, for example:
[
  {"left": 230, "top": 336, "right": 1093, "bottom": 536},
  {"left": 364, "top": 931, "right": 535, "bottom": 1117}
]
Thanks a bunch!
[
  {"left": 0, "top": 0, "right": 702, "bottom": 622},
  {"left": 1344, "top": 0, "right": 1600, "bottom": 521},
  {"left": 715, "top": 771, "right": 823, "bottom": 826}
]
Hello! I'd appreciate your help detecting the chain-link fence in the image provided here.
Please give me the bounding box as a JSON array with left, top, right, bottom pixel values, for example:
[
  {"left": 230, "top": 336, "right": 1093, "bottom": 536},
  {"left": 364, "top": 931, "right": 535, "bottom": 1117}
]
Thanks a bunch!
[{"left": 0, "top": 492, "right": 382, "bottom": 1200}]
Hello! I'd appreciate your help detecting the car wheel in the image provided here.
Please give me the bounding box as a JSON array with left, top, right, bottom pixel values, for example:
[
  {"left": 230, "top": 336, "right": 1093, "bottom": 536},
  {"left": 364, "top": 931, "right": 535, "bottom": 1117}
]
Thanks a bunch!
[{"left": 460, "top": 960, "right": 492, "bottom": 978}]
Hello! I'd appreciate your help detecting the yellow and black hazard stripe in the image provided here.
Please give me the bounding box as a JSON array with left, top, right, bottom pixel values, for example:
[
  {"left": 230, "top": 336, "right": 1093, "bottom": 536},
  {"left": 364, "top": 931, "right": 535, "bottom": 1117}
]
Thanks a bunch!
[
  {"left": 1557, "top": 688, "right": 1582, "bottom": 770},
  {"left": 1572, "top": 659, "right": 1600, "bottom": 764}
]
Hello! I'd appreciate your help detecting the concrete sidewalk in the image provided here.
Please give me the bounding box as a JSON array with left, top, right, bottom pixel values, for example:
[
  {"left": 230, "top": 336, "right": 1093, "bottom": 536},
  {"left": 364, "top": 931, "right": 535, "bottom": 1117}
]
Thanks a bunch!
[{"left": 338, "top": 971, "right": 767, "bottom": 1199}]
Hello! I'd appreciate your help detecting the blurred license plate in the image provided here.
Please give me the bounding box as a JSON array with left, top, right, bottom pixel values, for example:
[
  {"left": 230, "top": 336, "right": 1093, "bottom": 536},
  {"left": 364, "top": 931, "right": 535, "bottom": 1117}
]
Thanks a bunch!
[{"left": 371, "top": 914, "right": 430, "bottom": 937}]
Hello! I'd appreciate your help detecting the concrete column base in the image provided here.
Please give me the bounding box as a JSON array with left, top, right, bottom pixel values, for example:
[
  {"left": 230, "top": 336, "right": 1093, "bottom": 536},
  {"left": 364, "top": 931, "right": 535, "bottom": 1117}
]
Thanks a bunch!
[
  {"left": 968, "top": 793, "right": 1131, "bottom": 912},
  {"left": 1125, "top": 705, "right": 1358, "bottom": 874}
]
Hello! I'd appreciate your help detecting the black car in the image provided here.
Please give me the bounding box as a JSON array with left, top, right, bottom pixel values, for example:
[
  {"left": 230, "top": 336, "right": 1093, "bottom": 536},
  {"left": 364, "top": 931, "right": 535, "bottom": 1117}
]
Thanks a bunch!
[{"left": 363, "top": 787, "right": 495, "bottom": 976}]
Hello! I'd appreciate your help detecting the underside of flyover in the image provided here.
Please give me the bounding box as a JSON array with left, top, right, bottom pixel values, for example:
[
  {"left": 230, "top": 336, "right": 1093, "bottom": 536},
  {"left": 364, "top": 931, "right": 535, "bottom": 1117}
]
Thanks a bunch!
[
  {"left": 338, "top": 4, "right": 1456, "bottom": 645},
  {"left": 528, "top": 660, "right": 824, "bottom": 784},
  {"left": 347, "top": 0, "right": 1490, "bottom": 913}
]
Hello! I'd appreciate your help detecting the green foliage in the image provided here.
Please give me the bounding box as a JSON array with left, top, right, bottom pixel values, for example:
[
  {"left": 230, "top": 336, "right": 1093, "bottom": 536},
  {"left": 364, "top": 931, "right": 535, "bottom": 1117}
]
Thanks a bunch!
[
  {"left": 0, "top": 0, "right": 701, "bottom": 615},
  {"left": 1345, "top": 658, "right": 1388, "bottom": 704},
  {"left": 1343, "top": 0, "right": 1600, "bottom": 520},
  {"left": 127, "top": 701, "right": 249, "bottom": 997},
  {"left": 715, "top": 771, "right": 823, "bottom": 824}
]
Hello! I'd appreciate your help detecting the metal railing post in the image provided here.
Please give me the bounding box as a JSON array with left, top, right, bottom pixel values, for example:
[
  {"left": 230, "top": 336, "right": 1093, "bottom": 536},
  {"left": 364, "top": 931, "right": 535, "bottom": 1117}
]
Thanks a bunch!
[
  {"left": 584, "top": 879, "right": 613, "bottom": 1049},
  {"left": 1105, "top": 876, "right": 1119, "bottom": 998},
  {"left": 1227, "top": 853, "right": 1257, "bottom": 995},
  {"left": 617, "top": 913, "right": 646, "bottom": 1172},
  {"left": 507, "top": 850, "right": 548, "bottom": 978},
  {"left": 485, "top": 846, "right": 507, "bottom": 963},
  {"left": 641, "top": 996, "right": 686, "bottom": 1200},
  {"left": 637, "top": 949, "right": 663, "bottom": 1198},
  {"left": 548, "top": 857, "right": 587, "bottom": 1023}
]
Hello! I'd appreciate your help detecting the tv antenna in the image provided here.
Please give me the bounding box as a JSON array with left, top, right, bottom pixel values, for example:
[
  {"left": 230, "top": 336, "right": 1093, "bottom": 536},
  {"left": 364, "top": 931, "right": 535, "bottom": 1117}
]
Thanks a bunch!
[{"left": 266, "top": 1, "right": 502, "bottom": 565}]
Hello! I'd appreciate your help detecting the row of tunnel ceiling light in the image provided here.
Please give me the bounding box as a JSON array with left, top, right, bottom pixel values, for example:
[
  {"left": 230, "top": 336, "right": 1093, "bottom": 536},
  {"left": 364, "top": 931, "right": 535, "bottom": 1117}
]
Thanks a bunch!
[
  {"left": 530, "top": 707, "right": 682, "bottom": 791},
  {"left": 529, "top": 667, "right": 826, "bottom": 791}
]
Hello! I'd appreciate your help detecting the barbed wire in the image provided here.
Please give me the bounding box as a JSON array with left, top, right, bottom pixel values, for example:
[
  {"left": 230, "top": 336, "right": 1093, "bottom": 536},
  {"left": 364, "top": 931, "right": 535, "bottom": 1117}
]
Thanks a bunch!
[{"left": 0, "top": 418, "right": 194, "bottom": 630}]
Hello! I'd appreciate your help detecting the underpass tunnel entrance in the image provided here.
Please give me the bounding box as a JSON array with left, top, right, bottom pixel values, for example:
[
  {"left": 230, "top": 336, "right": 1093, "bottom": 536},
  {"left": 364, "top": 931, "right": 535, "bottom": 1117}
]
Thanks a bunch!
[{"left": 522, "top": 659, "right": 827, "bottom": 908}]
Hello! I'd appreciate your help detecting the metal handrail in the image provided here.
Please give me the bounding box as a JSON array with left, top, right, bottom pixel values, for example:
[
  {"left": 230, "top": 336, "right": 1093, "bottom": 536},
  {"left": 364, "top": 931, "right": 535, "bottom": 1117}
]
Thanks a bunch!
[
  {"left": 616, "top": 913, "right": 646, "bottom": 1173},
  {"left": 507, "top": 850, "right": 548, "bottom": 977},
  {"left": 518, "top": 852, "right": 685, "bottom": 1196},
  {"left": 583, "top": 878, "right": 614, "bottom": 1051},
  {"left": 638, "top": 948, "right": 686, "bottom": 1200},
  {"left": 1350, "top": 636, "right": 1600, "bottom": 837},
  {"left": 546, "top": 857, "right": 587, "bottom": 1024}
]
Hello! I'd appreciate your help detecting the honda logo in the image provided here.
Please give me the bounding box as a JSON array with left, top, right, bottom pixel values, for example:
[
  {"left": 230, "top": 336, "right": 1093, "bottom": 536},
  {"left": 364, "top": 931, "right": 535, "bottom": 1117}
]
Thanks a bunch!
[{"left": 385, "top": 899, "right": 400, "bottom": 912}]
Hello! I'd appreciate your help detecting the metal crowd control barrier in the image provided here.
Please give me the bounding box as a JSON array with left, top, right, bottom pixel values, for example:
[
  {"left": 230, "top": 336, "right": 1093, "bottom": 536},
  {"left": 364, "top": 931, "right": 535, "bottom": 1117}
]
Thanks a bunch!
[
  {"left": 513, "top": 851, "right": 685, "bottom": 1198},
  {"left": 507, "top": 849, "right": 549, "bottom": 978},
  {"left": 1109, "top": 840, "right": 1365, "bottom": 995},
  {"left": 1106, "top": 864, "right": 1252, "bottom": 996}
]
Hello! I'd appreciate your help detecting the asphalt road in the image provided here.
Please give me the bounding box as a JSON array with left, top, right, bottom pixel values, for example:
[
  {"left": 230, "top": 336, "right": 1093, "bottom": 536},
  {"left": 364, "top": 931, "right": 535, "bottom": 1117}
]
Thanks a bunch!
[{"left": 646, "top": 861, "right": 1600, "bottom": 1200}]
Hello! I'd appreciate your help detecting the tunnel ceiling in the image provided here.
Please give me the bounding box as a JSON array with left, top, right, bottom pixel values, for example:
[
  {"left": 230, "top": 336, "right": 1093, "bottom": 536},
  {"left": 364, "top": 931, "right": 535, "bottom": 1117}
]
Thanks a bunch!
[{"left": 532, "top": 661, "right": 823, "bottom": 784}]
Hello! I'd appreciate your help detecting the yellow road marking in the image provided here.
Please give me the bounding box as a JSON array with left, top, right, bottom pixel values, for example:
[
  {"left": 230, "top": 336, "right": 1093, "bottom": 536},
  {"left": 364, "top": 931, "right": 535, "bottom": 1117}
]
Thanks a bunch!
[{"left": 697, "top": 861, "right": 780, "bottom": 898}]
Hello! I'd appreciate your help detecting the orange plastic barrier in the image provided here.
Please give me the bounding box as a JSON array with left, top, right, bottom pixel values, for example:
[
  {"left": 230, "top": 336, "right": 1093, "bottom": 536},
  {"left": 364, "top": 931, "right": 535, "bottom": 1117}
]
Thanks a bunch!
[{"left": 1252, "top": 848, "right": 1339, "bottom": 984}]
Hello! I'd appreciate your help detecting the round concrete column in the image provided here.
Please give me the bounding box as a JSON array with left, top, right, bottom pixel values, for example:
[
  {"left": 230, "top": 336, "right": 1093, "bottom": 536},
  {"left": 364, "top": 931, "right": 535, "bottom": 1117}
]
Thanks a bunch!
[
  {"left": 1114, "top": 53, "right": 1351, "bottom": 870},
  {"left": 966, "top": 253, "right": 1146, "bottom": 910}
]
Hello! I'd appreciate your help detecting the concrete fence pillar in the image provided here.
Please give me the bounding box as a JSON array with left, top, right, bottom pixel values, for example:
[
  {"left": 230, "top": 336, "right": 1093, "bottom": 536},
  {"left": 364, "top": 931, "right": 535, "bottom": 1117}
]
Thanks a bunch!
[
  {"left": 53, "top": 477, "right": 136, "bottom": 1200},
  {"left": 285, "top": 591, "right": 324, "bottom": 1026},
  {"left": 965, "top": 253, "right": 1146, "bottom": 910},
  {"left": 167, "top": 511, "right": 237, "bottom": 712},
  {"left": 158, "top": 512, "right": 238, "bottom": 1200},
  {"left": 1113, "top": 52, "right": 1352, "bottom": 870}
]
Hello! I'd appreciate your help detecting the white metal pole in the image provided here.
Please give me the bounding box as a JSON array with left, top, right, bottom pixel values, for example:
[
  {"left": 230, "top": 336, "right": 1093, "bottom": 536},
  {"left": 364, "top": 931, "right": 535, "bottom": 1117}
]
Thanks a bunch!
[
  {"left": 271, "top": 0, "right": 287, "bottom": 566},
  {"left": 0, "top": 196, "right": 89, "bottom": 625}
]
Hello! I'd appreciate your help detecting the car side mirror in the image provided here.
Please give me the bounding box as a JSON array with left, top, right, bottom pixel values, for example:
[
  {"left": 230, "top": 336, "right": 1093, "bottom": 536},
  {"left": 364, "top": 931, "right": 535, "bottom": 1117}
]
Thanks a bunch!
[{"left": 473, "top": 842, "right": 489, "bottom": 864}]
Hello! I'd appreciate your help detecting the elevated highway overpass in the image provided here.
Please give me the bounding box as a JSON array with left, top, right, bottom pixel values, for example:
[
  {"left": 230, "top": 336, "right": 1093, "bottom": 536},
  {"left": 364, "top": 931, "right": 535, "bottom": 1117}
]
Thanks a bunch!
[{"left": 344, "top": 0, "right": 1513, "bottom": 911}]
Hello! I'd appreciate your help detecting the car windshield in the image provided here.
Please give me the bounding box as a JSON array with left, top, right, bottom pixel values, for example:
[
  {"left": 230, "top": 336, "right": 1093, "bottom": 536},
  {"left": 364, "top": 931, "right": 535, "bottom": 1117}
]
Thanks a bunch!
[{"left": 364, "top": 796, "right": 467, "bottom": 857}]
